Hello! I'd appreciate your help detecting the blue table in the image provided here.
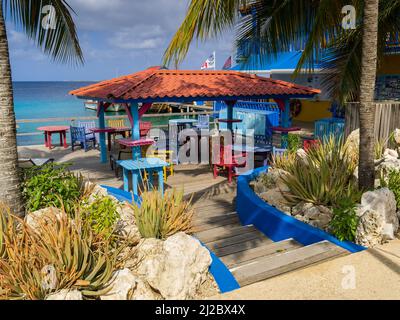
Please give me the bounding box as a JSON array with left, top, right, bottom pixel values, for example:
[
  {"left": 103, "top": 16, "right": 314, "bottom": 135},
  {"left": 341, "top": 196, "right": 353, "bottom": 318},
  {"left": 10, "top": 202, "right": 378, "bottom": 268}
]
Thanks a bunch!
[{"left": 117, "top": 158, "right": 169, "bottom": 196}]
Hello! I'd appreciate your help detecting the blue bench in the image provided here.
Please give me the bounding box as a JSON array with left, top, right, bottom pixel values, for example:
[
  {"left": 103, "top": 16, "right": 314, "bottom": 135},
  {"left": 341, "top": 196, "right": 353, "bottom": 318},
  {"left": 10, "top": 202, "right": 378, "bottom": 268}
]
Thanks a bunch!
[{"left": 117, "top": 158, "right": 169, "bottom": 196}]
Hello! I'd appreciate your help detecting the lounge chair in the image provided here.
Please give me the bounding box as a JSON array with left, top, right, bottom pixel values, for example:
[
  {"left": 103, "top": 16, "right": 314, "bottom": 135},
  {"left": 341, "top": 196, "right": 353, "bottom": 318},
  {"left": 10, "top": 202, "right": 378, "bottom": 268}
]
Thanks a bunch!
[{"left": 70, "top": 126, "right": 96, "bottom": 152}]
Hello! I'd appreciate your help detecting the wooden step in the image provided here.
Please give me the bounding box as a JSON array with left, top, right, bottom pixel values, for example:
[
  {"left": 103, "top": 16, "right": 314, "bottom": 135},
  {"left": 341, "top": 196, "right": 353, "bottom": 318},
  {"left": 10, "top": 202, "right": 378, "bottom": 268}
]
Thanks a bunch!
[
  {"left": 231, "top": 241, "right": 348, "bottom": 287},
  {"left": 206, "top": 231, "right": 273, "bottom": 256},
  {"left": 192, "top": 215, "right": 241, "bottom": 233},
  {"left": 194, "top": 208, "right": 237, "bottom": 220},
  {"left": 221, "top": 239, "right": 302, "bottom": 268},
  {"left": 195, "top": 224, "right": 257, "bottom": 244},
  {"left": 193, "top": 198, "right": 236, "bottom": 210}
]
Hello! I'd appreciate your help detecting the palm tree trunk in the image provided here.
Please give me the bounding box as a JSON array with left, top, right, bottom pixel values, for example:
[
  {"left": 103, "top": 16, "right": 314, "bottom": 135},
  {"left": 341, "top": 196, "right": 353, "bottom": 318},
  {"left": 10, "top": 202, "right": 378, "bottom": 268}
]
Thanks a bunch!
[
  {"left": 0, "top": 0, "right": 24, "bottom": 216},
  {"left": 358, "top": 0, "right": 379, "bottom": 190}
]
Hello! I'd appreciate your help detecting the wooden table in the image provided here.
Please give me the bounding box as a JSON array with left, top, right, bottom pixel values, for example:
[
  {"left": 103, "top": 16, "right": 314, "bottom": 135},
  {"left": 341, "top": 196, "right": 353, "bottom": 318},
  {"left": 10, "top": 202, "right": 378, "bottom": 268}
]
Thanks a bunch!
[
  {"left": 90, "top": 127, "right": 131, "bottom": 151},
  {"left": 117, "top": 158, "right": 169, "bottom": 196},
  {"left": 271, "top": 126, "right": 302, "bottom": 148},
  {"left": 37, "top": 126, "right": 69, "bottom": 149}
]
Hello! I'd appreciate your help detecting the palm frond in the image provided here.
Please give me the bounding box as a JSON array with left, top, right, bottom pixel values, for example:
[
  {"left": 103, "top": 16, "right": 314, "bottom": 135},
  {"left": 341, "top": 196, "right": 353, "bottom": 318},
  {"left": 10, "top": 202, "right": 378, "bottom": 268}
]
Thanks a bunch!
[
  {"left": 4, "top": 0, "right": 83, "bottom": 65},
  {"left": 163, "top": 0, "right": 243, "bottom": 67}
]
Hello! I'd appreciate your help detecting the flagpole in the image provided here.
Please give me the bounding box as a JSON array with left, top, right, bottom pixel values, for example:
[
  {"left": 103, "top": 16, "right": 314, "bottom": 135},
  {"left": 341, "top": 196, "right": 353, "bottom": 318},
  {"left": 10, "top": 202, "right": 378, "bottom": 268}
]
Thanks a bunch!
[{"left": 213, "top": 51, "right": 216, "bottom": 70}]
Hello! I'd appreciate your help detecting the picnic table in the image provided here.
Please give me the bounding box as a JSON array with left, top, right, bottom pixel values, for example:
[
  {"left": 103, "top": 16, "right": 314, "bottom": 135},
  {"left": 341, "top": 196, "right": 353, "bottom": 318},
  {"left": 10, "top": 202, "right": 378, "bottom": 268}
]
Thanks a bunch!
[
  {"left": 37, "top": 126, "right": 69, "bottom": 149},
  {"left": 117, "top": 158, "right": 169, "bottom": 196}
]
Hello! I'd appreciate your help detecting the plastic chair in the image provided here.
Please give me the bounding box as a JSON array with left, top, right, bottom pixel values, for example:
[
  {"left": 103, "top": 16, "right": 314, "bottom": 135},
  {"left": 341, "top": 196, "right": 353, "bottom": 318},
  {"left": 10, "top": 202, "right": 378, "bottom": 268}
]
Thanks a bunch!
[
  {"left": 70, "top": 126, "right": 96, "bottom": 152},
  {"left": 196, "top": 114, "right": 210, "bottom": 130},
  {"left": 303, "top": 139, "right": 320, "bottom": 152}
]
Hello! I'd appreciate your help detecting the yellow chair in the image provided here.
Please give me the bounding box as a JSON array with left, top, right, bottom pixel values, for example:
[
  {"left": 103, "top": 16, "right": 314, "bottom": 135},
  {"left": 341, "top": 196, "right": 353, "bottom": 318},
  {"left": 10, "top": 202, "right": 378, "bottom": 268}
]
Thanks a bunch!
[
  {"left": 149, "top": 150, "right": 174, "bottom": 181},
  {"left": 107, "top": 119, "right": 126, "bottom": 128},
  {"left": 107, "top": 119, "right": 130, "bottom": 146}
]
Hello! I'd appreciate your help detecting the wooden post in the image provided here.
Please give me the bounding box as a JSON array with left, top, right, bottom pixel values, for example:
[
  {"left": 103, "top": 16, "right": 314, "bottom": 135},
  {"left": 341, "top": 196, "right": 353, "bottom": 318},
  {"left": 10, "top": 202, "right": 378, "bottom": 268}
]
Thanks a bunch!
[
  {"left": 98, "top": 102, "right": 107, "bottom": 163},
  {"left": 225, "top": 100, "right": 236, "bottom": 132},
  {"left": 131, "top": 103, "right": 141, "bottom": 160}
]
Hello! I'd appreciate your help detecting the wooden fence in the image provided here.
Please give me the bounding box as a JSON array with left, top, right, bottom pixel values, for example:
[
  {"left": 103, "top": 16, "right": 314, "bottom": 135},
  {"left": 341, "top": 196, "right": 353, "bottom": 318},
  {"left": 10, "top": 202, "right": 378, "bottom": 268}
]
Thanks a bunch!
[{"left": 345, "top": 101, "right": 400, "bottom": 143}]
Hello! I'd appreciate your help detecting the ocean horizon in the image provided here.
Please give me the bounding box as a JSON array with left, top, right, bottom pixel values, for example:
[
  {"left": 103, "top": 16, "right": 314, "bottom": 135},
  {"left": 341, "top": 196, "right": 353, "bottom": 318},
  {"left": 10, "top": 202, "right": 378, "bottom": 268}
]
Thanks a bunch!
[{"left": 13, "top": 81, "right": 190, "bottom": 146}]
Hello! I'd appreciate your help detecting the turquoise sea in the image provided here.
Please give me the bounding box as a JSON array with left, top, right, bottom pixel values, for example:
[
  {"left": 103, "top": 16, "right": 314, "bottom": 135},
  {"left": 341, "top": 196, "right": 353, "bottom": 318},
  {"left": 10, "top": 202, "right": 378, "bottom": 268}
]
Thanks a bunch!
[{"left": 14, "top": 82, "right": 190, "bottom": 146}]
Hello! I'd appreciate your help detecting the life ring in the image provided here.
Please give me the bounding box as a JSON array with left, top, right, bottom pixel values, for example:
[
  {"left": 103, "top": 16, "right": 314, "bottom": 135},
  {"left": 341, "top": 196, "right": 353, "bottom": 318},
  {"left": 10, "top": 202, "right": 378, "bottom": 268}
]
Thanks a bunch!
[{"left": 290, "top": 99, "right": 302, "bottom": 118}]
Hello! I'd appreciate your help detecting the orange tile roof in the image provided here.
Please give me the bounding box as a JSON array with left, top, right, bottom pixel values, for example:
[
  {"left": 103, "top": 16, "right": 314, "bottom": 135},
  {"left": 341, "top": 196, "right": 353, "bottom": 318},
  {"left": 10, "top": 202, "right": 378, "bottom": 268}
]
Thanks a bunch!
[{"left": 70, "top": 67, "right": 320, "bottom": 102}]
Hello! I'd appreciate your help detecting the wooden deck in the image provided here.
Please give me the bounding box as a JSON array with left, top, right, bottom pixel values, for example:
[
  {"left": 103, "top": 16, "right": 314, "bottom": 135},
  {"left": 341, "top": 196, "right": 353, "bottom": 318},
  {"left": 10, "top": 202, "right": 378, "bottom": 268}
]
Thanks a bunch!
[{"left": 18, "top": 144, "right": 348, "bottom": 288}]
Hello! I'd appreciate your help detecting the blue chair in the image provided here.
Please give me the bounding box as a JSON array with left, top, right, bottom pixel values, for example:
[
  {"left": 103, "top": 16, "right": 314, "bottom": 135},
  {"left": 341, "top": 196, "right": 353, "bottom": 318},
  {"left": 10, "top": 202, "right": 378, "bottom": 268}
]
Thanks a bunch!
[
  {"left": 70, "top": 126, "right": 96, "bottom": 152},
  {"left": 77, "top": 121, "right": 98, "bottom": 145}
]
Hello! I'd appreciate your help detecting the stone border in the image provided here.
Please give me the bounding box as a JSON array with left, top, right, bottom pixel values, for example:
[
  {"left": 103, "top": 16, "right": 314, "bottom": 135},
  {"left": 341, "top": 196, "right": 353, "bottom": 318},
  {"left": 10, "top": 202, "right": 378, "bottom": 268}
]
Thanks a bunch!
[
  {"left": 103, "top": 185, "right": 240, "bottom": 294},
  {"left": 236, "top": 167, "right": 366, "bottom": 253}
]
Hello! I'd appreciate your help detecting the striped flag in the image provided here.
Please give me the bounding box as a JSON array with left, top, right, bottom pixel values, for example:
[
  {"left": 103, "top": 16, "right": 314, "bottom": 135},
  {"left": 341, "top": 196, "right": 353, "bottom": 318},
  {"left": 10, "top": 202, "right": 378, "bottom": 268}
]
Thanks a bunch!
[{"left": 222, "top": 56, "right": 232, "bottom": 70}]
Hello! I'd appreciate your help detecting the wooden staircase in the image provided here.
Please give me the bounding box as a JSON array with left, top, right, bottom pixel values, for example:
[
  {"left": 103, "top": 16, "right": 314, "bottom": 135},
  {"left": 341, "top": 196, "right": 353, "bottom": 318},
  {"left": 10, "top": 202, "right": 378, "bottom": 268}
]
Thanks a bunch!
[{"left": 192, "top": 193, "right": 348, "bottom": 287}]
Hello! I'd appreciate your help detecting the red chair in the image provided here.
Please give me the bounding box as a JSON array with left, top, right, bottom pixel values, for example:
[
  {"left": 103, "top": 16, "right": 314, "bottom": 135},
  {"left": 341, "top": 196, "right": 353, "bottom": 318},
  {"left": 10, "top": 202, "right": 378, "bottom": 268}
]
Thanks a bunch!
[
  {"left": 303, "top": 139, "right": 320, "bottom": 152},
  {"left": 213, "top": 145, "right": 248, "bottom": 183},
  {"left": 140, "top": 121, "right": 152, "bottom": 137}
]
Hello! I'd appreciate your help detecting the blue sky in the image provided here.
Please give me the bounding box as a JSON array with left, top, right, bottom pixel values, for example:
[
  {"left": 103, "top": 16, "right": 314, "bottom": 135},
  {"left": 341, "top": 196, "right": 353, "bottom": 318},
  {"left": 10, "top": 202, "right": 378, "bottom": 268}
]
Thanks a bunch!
[{"left": 7, "top": 0, "right": 236, "bottom": 81}]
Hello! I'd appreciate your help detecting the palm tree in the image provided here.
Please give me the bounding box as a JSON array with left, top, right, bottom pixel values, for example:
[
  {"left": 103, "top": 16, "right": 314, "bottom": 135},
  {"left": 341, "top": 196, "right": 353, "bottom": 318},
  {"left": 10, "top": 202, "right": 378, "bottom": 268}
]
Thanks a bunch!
[
  {"left": 164, "top": 0, "right": 399, "bottom": 190},
  {"left": 0, "top": 0, "right": 83, "bottom": 216},
  {"left": 358, "top": 0, "right": 379, "bottom": 189}
]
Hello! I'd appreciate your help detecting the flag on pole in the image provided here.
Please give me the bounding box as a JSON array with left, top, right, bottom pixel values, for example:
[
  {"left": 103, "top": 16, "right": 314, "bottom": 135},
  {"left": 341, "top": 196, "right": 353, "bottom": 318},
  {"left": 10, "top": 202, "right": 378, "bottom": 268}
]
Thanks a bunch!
[
  {"left": 222, "top": 56, "right": 232, "bottom": 70},
  {"left": 201, "top": 52, "right": 216, "bottom": 70}
]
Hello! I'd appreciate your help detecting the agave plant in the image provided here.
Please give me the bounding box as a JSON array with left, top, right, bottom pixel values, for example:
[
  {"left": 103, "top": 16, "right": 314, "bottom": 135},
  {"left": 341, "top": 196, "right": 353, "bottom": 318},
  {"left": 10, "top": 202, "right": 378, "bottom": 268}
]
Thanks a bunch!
[
  {"left": 131, "top": 189, "right": 193, "bottom": 240},
  {"left": 0, "top": 206, "right": 126, "bottom": 300},
  {"left": 273, "top": 136, "right": 361, "bottom": 206}
]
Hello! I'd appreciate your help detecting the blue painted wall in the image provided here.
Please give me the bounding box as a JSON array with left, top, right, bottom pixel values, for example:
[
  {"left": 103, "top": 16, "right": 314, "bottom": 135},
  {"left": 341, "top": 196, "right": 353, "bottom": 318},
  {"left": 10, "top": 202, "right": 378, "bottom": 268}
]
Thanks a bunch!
[{"left": 236, "top": 167, "right": 366, "bottom": 253}]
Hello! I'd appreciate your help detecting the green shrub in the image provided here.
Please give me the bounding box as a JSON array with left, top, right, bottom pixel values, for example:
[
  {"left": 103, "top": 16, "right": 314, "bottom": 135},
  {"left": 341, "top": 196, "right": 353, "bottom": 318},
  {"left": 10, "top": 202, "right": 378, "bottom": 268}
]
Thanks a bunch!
[
  {"left": 131, "top": 189, "right": 193, "bottom": 239},
  {"left": 382, "top": 169, "right": 400, "bottom": 209},
  {"left": 287, "top": 134, "right": 302, "bottom": 153},
  {"left": 82, "top": 196, "right": 120, "bottom": 237},
  {"left": 21, "top": 163, "right": 83, "bottom": 214},
  {"left": 274, "top": 135, "right": 361, "bottom": 206},
  {"left": 329, "top": 197, "right": 359, "bottom": 242}
]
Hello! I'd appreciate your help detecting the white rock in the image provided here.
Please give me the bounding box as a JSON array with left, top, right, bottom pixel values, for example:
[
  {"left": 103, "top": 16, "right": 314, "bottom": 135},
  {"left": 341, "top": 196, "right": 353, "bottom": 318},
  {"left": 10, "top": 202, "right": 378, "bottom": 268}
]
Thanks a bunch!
[
  {"left": 356, "top": 209, "right": 385, "bottom": 247},
  {"left": 136, "top": 232, "right": 212, "bottom": 300},
  {"left": 46, "top": 289, "right": 83, "bottom": 300},
  {"left": 115, "top": 204, "right": 141, "bottom": 243},
  {"left": 358, "top": 188, "right": 399, "bottom": 240},
  {"left": 394, "top": 129, "right": 400, "bottom": 145},
  {"left": 259, "top": 189, "right": 291, "bottom": 214},
  {"left": 101, "top": 269, "right": 137, "bottom": 300},
  {"left": 87, "top": 184, "right": 119, "bottom": 205},
  {"left": 296, "top": 148, "right": 308, "bottom": 165},
  {"left": 345, "top": 129, "right": 359, "bottom": 158},
  {"left": 25, "top": 207, "right": 65, "bottom": 233},
  {"left": 384, "top": 148, "right": 399, "bottom": 160}
]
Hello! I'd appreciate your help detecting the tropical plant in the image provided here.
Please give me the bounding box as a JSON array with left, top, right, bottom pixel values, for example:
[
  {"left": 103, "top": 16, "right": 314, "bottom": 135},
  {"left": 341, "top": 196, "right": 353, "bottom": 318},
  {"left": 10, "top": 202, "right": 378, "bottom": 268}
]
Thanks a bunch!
[
  {"left": 20, "top": 163, "right": 83, "bottom": 214},
  {"left": 329, "top": 197, "right": 359, "bottom": 242},
  {"left": 81, "top": 196, "right": 120, "bottom": 237},
  {"left": 0, "top": 206, "right": 124, "bottom": 300},
  {"left": 0, "top": 0, "right": 83, "bottom": 216},
  {"left": 381, "top": 169, "right": 400, "bottom": 209},
  {"left": 287, "top": 134, "right": 302, "bottom": 153},
  {"left": 274, "top": 136, "right": 361, "bottom": 206},
  {"left": 163, "top": 0, "right": 398, "bottom": 190},
  {"left": 131, "top": 189, "right": 193, "bottom": 240}
]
